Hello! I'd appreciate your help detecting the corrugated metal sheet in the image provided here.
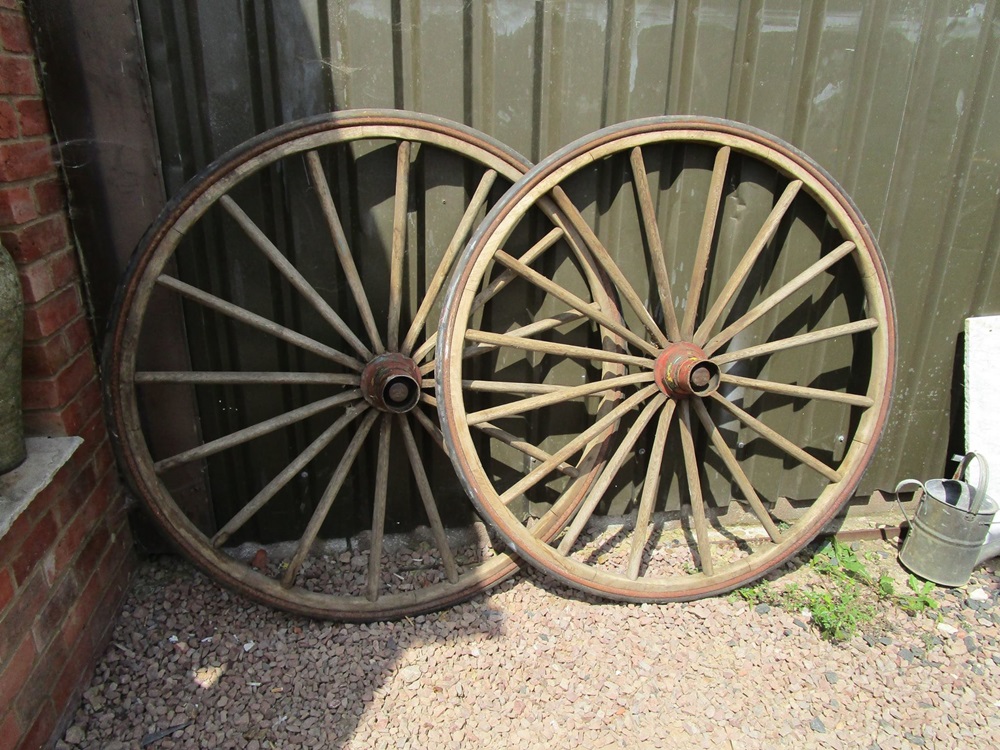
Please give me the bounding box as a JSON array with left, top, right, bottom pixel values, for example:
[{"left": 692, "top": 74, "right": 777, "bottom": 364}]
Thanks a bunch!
[{"left": 135, "top": 0, "right": 1000, "bottom": 515}]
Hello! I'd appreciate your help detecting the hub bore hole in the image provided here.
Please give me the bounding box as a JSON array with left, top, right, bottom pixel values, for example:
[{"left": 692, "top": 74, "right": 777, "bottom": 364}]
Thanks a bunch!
[
  {"left": 689, "top": 361, "right": 720, "bottom": 395},
  {"left": 383, "top": 375, "right": 420, "bottom": 412}
]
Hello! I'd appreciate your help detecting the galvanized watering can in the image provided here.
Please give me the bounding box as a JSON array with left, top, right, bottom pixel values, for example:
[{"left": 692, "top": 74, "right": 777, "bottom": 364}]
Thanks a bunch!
[{"left": 895, "top": 453, "right": 997, "bottom": 587}]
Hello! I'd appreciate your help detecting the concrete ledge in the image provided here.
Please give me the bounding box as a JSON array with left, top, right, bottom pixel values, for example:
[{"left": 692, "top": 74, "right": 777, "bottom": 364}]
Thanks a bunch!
[{"left": 0, "top": 435, "right": 82, "bottom": 537}]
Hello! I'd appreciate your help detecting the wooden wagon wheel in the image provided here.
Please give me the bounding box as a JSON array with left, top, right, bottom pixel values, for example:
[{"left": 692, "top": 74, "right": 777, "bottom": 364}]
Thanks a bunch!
[
  {"left": 104, "top": 110, "right": 617, "bottom": 620},
  {"left": 438, "top": 117, "right": 896, "bottom": 601}
]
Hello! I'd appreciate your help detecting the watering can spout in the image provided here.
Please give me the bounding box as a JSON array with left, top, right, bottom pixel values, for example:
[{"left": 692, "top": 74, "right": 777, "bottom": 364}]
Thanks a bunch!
[{"left": 976, "top": 522, "right": 1000, "bottom": 565}]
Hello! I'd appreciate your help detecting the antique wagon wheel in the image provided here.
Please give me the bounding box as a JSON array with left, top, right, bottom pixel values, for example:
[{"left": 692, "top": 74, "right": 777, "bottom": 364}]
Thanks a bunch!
[
  {"left": 104, "top": 110, "right": 616, "bottom": 620},
  {"left": 438, "top": 117, "right": 896, "bottom": 601}
]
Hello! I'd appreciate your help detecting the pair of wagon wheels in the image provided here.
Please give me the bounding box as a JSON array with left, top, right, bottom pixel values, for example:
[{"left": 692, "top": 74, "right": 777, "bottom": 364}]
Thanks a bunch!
[{"left": 105, "top": 110, "right": 894, "bottom": 621}]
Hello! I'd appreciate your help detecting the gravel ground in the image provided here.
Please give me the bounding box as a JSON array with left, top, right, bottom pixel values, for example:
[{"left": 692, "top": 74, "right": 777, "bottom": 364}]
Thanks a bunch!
[{"left": 59, "top": 537, "right": 1000, "bottom": 750}]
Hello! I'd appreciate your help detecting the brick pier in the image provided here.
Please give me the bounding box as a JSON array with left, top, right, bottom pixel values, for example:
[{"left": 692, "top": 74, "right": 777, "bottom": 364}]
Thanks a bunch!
[{"left": 0, "top": 1, "right": 135, "bottom": 748}]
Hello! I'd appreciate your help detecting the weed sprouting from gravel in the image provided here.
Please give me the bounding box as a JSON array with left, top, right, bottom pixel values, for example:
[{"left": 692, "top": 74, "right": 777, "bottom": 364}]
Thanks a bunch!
[{"left": 734, "top": 538, "right": 941, "bottom": 642}]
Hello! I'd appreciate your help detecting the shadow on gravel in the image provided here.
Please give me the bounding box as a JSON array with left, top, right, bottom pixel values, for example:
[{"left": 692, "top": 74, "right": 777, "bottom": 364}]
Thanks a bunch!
[{"left": 62, "top": 554, "right": 508, "bottom": 749}]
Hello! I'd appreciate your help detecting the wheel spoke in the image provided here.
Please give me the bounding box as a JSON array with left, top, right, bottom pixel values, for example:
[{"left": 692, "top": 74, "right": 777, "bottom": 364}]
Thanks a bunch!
[
  {"left": 678, "top": 401, "right": 713, "bottom": 576},
  {"left": 211, "top": 400, "right": 370, "bottom": 547},
  {"left": 454, "top": 310, "right": 589, "bottom": 365},
  {"left": 704, "top": 240, "right": 856, "bottom": 355},
  {"left": 690, "top": 398, "right": 782, "bottom": 544},
  {"left": 219, "top": 195, "right": 372, "bottom": 360},
  {"left": 465, "top": 329, "right": 653, "bottom": 370},
  {"left": 557, "top": 394, "right": 666, "bottom": 554},
  {"left": 693, "top": 179, "right": 803, "bottom": 346},
  {"left": 135, "top": 371, "right": 359, "bottom": 386},
  {"left": 281, "top": 409, "right": 380, "bottom": 587},
  {"left": 549, "top": 186, "right": 670, "bottom": 348},
  {"left": 467, "top": 372, "right": 654, "bottom": 426},
  {"left": 154, "top": 390, "right": 362, "bottom": 473},
  {"left": 156, "top": 275, "right": 363, "bottom": 372},
  {"left": 720, "top": 373, "right": 874, "bottom": 407},
  {"left": 473, "top": 421, "right": 580, "bottom": 479},
  {"left": 387, "top": 141, "right": 412, "bottom": 351},
  {"left": 627, "top": 400, "right": 677, "bottom": 579},
  {"left": 470, "top": 227, "right": 565, "bottom": 314},
  {"left": 499, "top": 384, "right": 659, "bottom": 505},
  {"left": 305, "top": 151, "right": 385, "bottom": 354},
  {"left": 410, "top": 406, "right": 447, "bottom": 454},
  {"left": 366, "top": 415, "right": 392, "bottom": 602},
  {"left": 682, "top": 146, "right": 731, "bottom": 339},
  {"left": 713, "top": 318, "right": 879, "bottom": 365},
  {"left": 709, "top": 391, "right": 841, "bottom": 482},
  {"left": 402, "top": 169, "right": 498, "bottom": 355},
  {"left": 398, "top": 416, "right": 460, "bottom": 583},
  {"left": 630, "top": 147, "right": 681, "bottom": 341},
  {"left": 494, "top": 249, "right": 660, "bottom": 357},
  {"left": 415, "top": 241, "right": 580, "bottom": 367}
]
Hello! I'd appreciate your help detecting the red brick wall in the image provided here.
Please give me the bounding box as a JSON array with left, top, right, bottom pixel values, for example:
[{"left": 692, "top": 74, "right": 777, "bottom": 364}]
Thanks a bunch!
[{"left": 0, "top": 1, "right": 134, "bottom": 748}]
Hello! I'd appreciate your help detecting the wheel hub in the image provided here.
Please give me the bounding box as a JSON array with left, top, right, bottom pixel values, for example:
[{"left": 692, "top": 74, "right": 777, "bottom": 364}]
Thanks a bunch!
[
  {"left": 653, "top": 342, "right": 720, "bottom": 398},
  {"left": 361, "top": 353, "right": 423, "bottom": 413}
]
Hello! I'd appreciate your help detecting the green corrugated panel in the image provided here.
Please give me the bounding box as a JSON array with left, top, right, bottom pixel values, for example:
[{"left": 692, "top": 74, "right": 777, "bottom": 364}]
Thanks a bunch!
[{"left": 136, "top": 0, "right": 1000, "bottom": 530}]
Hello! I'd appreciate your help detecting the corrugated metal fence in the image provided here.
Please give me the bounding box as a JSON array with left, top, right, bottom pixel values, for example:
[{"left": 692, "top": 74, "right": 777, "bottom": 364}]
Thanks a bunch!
[{"left": 134, "top": 0, "right": 1000, "bottom": 506}]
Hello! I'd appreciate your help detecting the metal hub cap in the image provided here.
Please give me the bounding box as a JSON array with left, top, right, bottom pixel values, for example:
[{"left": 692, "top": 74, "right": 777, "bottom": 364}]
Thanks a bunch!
[
  {"left": 653, "top": 342, "right": 720, "bottom": 398},
  {"left": 361, "top": 352, "right": 423, "bottom": 413}
]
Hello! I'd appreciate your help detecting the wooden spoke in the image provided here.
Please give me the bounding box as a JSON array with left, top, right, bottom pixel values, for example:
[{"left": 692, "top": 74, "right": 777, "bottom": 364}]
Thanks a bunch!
[
  {"left": 398, "top": 416, "right": 460, "bottom": 583},
  {"left": 211, "top": 400, "right": 370, "bottom": 547},
  {"left": 499, "top": 385, "right": 659, "bottom": 505},
  {"left": 465, "top": 329, "right": 653, "bottom": 370},
  {"left": 402, "top": 169, "right": 498, "bottom": 355},
  {"left": 709, "top": 391, "right": 841, "bottom": 482},
  {"left": 470, "top": 227, "right": 564, "bottom": 314},
  {"left": 467, "top": 372, "right": 654, "bottom": 426},
  {"left": 305, "top": 151, "right": 385, "bottom": 354},
  {"left": 682, "top": 146, "right": 731, "bottom": 339},
  {"left": 704, "top": 241, "right": 856, "bottom": 355},
  {"left": 690, "top": 398, "right": 782, "bottom": 544},
  {"left": 135, "top": 371, "right": 359, "bottom": 386},
  {"left": 720, "top": 373, "right": 874, "bottom": 407},
  {"left": 462, "top": 380, "right": 568, "bottom": 395},
  {"left": 366, "top": 415, "right": 392, "bottom": 602},
  {"left": 713, "top": 318, "right": 879, "bottom": 365},
  {"left": 557, "top": 394, "right": 666, "bottom": 554},
  {"left": 626, "top": 400, "right": 677, "bottom": 579},
  {"left": 387, "top": 141, "right": 412, "bottom": 351},
  {"left": 454, "top": 310, "right": 589, "bottom": 365},
  {"left": 693, "top": 179, "right": 803, "bottom": 346},
  {"left": 630, "top": 147, "right": 681, "bottom": 341},
  {"left": 412, "top": 260, "right": 583, "bottom": 367},
  {"left": 156, "top": 275, "right": 363, "bottom": 372},
  {"left": 422, "top": 307, "right": 588, "bottom": 374},
  {"left": 411, "top": 405, "right": 447, "bottom": 454},
  {"left": 494, "top": 249, "right": 660, "bottom": 356},
  {"left": 678, "top": 401, "right": 713, "bottom": 576},
  {"left": 282, "top": 409, "right": 380, "bottom": 587},
  {"left": 219, "top": 195, "right": 372, "bottom": 360},
  {"left": 549, "top": 186, "right": 670, "bottom": 347},
  {"left": 473, "top": 421, "right": 580, "bottom": 479},
  {"left": 154, "top": 390, "right": 362, "bottom": 473}
]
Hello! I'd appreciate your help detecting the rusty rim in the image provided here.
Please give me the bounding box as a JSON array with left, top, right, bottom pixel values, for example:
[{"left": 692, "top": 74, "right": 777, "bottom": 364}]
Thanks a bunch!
[{"left": 438, "top": 116, "right": 895, "bottom": 602}]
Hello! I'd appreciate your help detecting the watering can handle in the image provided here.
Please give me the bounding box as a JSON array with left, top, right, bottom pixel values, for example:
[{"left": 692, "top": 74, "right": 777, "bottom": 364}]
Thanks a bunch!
[
  {"left": 893, "top": 479, "right": 925, "bottom": 526},
  {"left": 954, "top": 452, "right": 990, "bottom": 514}
]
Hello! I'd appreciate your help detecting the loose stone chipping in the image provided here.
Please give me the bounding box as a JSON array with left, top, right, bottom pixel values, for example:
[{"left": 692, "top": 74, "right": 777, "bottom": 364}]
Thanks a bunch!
[{"left": 61, "top": 539, "right": 999, "bottom": 750}]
